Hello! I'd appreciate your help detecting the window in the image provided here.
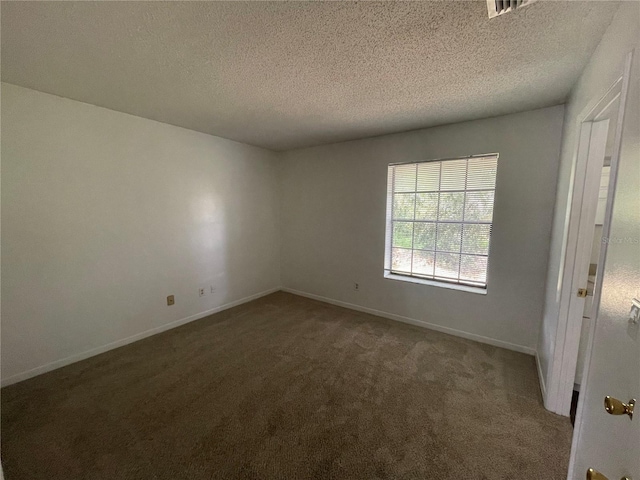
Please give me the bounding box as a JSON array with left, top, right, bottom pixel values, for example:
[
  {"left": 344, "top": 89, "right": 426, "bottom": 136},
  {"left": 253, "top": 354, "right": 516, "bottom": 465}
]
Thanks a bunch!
[{"left": 384, "top": 154, "right": 498, "bottom": 290}]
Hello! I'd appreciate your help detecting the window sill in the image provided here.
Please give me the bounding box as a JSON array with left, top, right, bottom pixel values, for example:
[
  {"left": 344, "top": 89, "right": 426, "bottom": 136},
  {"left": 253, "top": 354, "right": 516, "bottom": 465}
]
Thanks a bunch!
[{"left": 384, "top": 272, "right": 487, "bottom": 295}]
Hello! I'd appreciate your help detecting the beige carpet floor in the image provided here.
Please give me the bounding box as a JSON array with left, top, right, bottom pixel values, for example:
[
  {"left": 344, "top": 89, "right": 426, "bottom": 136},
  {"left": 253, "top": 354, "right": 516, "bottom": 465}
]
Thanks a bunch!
[{"left": 1, "top": 292, "right": 572, "bottom": 479}]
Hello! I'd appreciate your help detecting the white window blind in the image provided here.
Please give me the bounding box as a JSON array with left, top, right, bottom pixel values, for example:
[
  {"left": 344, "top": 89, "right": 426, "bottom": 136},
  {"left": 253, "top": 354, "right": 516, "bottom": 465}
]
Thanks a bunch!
[{"left": 384, "top": 154, "right": 498, "bottom": 289}]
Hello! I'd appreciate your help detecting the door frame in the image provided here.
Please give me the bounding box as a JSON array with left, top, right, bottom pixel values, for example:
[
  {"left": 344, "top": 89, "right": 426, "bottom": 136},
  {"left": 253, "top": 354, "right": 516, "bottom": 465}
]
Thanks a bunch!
[{"left": 544, "top": 51, "right": 633, "bottom": 417}]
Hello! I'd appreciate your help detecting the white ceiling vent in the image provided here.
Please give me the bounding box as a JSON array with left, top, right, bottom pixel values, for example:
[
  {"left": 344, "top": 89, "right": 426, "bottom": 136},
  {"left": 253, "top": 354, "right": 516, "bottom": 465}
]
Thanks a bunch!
[{"left": 487, "top": 0, "right": 539, "bottom": 18}]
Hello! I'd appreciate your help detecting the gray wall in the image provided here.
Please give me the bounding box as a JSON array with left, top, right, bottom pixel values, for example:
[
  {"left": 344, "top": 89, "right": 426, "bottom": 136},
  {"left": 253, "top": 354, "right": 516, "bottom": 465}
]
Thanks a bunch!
[
  {"left": 1, "top": 84, "right": 281, "bottom": 384},
  {"left": 280, "top": 106, "right": 565, "bottom": 353},
  {"left": 539, "top": 2, "right": 640, "bottom": 395}
]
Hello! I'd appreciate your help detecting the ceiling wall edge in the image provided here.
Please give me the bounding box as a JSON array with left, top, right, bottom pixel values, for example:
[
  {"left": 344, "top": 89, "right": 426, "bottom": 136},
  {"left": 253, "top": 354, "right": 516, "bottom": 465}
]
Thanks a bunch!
[{"left": 0, "top": 81, "right": 280, "bottom": 155}]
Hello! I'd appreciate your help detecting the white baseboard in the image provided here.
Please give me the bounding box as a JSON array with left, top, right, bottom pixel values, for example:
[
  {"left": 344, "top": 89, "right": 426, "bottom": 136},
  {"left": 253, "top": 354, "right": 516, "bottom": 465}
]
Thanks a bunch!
[
  {"left": 3, "top": 286, "right": 537, "bottom": 387},
  {"left": 536, "top": 351, "right": 547, "bottom": 400},
  {"left": 281, "top": 287, "right": 536, "bottom": 356},
  {"left": 1, "top": 287, "right": 281, "bottom": 387}
]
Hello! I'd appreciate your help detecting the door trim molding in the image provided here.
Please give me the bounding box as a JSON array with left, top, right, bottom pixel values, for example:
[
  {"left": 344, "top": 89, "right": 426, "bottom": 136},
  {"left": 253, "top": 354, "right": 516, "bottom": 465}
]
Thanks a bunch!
[
  {"left": 544, "top": 51, "right": 633, "bottom": 417},
  {"left": 566, "top": 49, "right": 634, "bottom": 479},
  {"left": 536, "top": 352, "right": 547, "bottom": 399}
]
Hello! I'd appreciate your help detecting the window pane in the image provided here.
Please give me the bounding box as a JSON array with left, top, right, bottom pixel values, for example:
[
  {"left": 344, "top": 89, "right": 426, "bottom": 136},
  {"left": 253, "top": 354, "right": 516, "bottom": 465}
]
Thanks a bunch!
[
  {"left": 413, "top": 222, "right": 436, "bottom": 250},
  {"left": 461, "top": 224, "right": 491, "bottom": 255},
  {"left": 467, "top": 157, "right": 497, "bottom": 190},
  {"left": 415, "top": 193, "right": 438, "bottom": 220},
  {"left": 386, "top": 156, "right": 496, "bottom": 289},
  {"left": 440, "top": 159, "right": 467, "bottom": 191},
  {"left": 393, "top": 193, "right": 415, "bottom": 220},
  {"left": 438, "top": 192, "right": 464, "bottom": 221},
  {"left": 460, "top": 255, "right": 488, "bottom": 284},
  {"left": 435, "top": 252, "right": 460, "bottom": 279},
  {"left": 392, "top": 222, "right": 414, "bottom": 248},
  {"left": 436, "top": 223, "right": 462, "bottom": 252},
  {"left": 391, "top": 248, "right": 412, "bottom": 273},
  {"left": 464, "top": 191, "right": 495, "bottom": 222},
  {"left": 417, "top": 162, "right": 440, "bottom": 191},
  {"left": 413, "top": 250, "right": 435, "bottom": 276},
  {"left": 394, "top": 164, "right": 417, "bottom": 192}
]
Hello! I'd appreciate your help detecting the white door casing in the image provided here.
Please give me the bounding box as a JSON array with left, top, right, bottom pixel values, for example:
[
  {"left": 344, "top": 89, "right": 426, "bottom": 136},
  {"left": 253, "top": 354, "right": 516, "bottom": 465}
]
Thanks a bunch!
[
  {"left": 567, "top": 49, "right": 639, "bottom": 480},
  {"left": 557, "top": 119, "right": 609, "bottom": 413},
  {"left": 546, "top": 57, "right": 631, "bottom": 417}
]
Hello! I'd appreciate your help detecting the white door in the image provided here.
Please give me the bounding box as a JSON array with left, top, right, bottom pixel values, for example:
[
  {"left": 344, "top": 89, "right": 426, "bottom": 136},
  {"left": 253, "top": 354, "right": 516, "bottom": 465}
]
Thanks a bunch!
[{"left": 568, "top": 51, "right": 639, "bottom": 480}]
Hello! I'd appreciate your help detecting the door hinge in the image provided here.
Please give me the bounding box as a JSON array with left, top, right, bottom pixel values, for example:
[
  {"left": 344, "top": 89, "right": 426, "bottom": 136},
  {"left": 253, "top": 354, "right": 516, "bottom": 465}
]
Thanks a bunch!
[{"left": 577, "top": 288, "right": 588, "bottom": 298}]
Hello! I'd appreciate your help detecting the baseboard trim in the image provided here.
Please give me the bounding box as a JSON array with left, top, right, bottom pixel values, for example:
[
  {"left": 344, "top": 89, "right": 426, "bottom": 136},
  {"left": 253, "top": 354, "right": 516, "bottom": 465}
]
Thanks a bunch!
[
  {"left": 281, "top": 288, "right": 536, "bottom": 356},
  {"left": 535, "top": 351, "right": 547, "bottom": 401},
  {"left": 1, "top": 287, "right": 281, "bottom": 387}
]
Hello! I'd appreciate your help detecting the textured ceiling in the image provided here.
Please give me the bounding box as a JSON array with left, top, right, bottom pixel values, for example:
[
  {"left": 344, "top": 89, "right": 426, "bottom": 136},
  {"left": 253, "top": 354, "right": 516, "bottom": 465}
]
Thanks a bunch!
[{"left": 2, "top": 1, "right": 618, "bottom": 151}]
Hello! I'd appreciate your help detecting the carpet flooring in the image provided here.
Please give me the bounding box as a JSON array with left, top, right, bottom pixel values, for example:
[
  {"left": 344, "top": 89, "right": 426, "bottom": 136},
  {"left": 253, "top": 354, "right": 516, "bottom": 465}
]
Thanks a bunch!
[{"left": 1, "top": 292, "right": 573, "bottom": 479}]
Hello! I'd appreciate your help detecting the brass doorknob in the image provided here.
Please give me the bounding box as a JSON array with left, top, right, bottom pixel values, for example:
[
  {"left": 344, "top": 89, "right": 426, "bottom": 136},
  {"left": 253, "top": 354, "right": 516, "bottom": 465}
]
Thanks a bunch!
[
  {"left": 587, "top": 467, "right": 632, "bottom": 480},
  {"left": 604, "top": 396, "right": 635, "bottom": 420},
  {"left": 587, "top": 469, "right": 607, "bottom": 480}
]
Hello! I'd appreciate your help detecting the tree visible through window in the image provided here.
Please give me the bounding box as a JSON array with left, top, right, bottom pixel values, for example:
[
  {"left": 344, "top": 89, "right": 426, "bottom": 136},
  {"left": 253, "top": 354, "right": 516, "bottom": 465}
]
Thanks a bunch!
[{"left": 384, "top": 155, "right": 498, "bottom": 289}]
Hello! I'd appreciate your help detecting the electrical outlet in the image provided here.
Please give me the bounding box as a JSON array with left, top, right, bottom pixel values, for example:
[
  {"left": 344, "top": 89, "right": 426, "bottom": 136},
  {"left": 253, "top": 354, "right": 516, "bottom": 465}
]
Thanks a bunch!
[
  {"left": 198, "top": 288, "right": 205, "bottom": 297},
  {"left": 210, "top": 285, "right": 216, "bottom": 294},
  {"left": 167, "top": 295, "right": 175, "bottom": 306},
  {"left": 354, "top": 282, "right": 360, "bottom": 291}
]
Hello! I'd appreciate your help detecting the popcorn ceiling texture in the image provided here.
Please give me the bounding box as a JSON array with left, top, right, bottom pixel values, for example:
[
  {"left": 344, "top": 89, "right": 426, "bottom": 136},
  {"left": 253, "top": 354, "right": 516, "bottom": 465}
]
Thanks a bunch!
[{"left": 1, "top": 1, "right": 618, "bottom": 151}]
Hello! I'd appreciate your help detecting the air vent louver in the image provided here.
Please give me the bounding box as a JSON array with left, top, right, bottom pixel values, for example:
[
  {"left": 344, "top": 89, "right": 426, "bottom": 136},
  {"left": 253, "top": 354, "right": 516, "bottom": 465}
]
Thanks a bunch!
[{"left": 487, "top": 0, "right": 538, "bottom": 18}]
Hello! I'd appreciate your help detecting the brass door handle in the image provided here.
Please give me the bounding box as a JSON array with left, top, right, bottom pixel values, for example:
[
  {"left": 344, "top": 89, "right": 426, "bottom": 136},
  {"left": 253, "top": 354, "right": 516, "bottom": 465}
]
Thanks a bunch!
[
  {"left": 604, "top": 396, "right": 635, "bottom": 420},
  {"left": 587, "top": 467, "right": 632, "bottom": 480}
]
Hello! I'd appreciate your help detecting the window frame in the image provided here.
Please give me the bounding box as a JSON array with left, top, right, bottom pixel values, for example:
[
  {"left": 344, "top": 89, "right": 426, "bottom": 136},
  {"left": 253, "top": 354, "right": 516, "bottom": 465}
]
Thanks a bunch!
[{"left": 383, "top": 153, "right": 499, "bottom": 295}]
